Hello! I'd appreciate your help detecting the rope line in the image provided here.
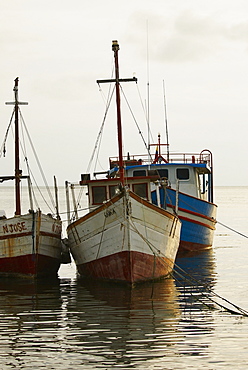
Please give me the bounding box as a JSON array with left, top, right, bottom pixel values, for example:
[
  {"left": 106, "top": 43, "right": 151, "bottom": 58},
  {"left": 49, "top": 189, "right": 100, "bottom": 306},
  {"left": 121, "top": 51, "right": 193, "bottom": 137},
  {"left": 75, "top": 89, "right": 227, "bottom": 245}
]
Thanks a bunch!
[
  {"left": 217, "top": 220, "right": 248, "bottom": 239},
  {"left": 70, "top": 85, "right": 115, "bottom": 222},
  {"left": 0, "top": 110, "right": 14, "bottom": 158},
  {"left": 1, "top": 104, "right": 57, "bottom": 215},
  {"left": 127, "top": 211, "right": 248, "bottom": 316},
  {"left": 120, "top": 85, "right": 152, "bottom": 160},
  {"left": 19, "top": 110, "right": 56, "bottom": 211}
]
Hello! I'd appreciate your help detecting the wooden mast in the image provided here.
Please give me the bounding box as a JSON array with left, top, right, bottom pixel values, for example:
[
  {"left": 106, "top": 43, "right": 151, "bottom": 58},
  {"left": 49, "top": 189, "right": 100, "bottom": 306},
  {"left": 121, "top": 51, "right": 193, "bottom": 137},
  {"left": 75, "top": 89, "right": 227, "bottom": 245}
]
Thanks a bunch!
[
  {"left": 112, "top": 40, "right": 124, "bottom": 185},
  {"left": 6, "top": 78, "right": 28, "bottom": 215},
  {"left": 14, "top": 78, "right": 21, "bottom": 215},
  {"left": 97, "top": 41, "right": 137, "bottom": 186}
]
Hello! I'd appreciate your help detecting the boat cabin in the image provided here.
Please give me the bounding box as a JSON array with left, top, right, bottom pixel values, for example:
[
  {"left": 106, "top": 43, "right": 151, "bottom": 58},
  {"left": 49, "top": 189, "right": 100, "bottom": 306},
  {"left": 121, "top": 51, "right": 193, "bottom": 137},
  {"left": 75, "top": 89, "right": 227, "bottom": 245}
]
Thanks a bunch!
[
  {"left": 125, "top": 162, "right": 212, "bottom": 202},
  {"left": 79, "top": 149, "right": 214, "bottom": 209},
  {"left": 108, "top": 149, "right": 214, "bottom": 203},
  {"left": 80, "top": 172, "right": 161, "bottom": 210}
]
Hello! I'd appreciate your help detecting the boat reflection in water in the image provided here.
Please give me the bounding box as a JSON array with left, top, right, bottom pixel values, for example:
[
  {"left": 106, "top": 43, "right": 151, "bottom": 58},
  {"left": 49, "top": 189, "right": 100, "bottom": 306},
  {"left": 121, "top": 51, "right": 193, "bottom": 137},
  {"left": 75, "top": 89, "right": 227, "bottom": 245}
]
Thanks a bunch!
[
  {"left": 0, "top": 277, "right": 62, "bottom": 315},
  {"left": 175, "top": 248, "right": 217, "bottom": 287},
  {"left": 67, "top": 276, "right": 181, "bottom": 364},
  {"left": 0, "top": 249, "right": 218, "bottom": 369},
  {"left": 65, "top": 249, "right": 217, "bottom": 367}
]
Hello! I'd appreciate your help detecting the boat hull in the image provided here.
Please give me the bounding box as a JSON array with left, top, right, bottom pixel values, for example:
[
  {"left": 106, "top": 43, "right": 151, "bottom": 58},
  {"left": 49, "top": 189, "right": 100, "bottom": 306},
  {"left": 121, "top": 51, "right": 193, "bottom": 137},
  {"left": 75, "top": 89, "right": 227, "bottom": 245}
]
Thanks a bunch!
[
  {"left": 152, "top": 188, "right": 217, "bottom": 252},
  {"left": 0, "top": 211, "right": 62, "bottom": 278},
  {"left": 76, "top": 251, "right": 175, "bottom": 283},
  {"left": 67, "top": 189, "right": 181, "bottom": 284}
]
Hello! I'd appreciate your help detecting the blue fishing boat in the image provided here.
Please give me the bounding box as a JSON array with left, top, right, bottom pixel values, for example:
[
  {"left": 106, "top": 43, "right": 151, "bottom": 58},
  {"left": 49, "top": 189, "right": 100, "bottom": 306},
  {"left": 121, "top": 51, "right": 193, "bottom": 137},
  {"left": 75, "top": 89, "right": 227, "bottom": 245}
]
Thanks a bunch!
[{"left": 108, "top": 133, "right": 217, "bottom": 253}]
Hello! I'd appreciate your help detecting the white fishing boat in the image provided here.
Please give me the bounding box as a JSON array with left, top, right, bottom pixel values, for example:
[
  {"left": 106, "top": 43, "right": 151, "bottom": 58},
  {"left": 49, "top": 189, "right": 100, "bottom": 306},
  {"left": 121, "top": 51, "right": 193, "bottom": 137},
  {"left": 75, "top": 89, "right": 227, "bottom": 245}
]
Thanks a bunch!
[
  {"left": 0, "top": 78, "right": 62, "bottom": 278},
  {"left": 66, "top": 41, "right": 181, "bottom": 284}
]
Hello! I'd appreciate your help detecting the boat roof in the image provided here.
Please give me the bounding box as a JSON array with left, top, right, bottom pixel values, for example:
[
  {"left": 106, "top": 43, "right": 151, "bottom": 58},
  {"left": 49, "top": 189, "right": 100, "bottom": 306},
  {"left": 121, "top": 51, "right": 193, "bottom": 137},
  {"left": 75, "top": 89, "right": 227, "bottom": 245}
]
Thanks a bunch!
[{"left": 125, "top": 162, "right": 209, "bottom": 170}]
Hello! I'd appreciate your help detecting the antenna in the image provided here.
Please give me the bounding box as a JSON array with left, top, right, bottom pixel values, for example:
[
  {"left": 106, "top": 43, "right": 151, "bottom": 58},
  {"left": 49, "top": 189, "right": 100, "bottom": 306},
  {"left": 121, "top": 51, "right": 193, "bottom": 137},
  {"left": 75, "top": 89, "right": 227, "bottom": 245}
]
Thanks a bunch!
[
  {"left": 146, "top": 20, "right": 151, "bottom": 150},
  {"left": 163, "top": 80, "right": 170, "bottom": 162}
]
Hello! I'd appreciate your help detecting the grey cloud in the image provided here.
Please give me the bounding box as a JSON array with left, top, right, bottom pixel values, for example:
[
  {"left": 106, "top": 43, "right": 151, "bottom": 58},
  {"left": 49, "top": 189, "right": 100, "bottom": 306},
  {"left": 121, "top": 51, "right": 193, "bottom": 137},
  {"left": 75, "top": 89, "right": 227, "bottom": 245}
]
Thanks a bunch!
[{"left": 128, "top": 10, "right": 248, "bottom": 63}]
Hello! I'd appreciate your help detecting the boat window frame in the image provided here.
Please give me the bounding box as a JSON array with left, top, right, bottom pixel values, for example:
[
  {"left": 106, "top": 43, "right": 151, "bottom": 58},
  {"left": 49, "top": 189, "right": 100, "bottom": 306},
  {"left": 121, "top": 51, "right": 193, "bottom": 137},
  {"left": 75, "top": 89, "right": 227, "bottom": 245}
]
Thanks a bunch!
[
  {"left": 132, "top": 182, "right": 148, "bottom": 199},
  {"left": 157, "top": 168, "right": 169, "bottom": 179},
  {"left": 176, "top": 168, "right": 190, "bottom": 181},
  {"left": 109, "top": 185, "right": 118, "bottom": 199},
  {"left": 92, "top": 185, "right": 107, "bottom": 205},
  {"left": 133, "top": 169, "right": 147, "bottom": 177}
]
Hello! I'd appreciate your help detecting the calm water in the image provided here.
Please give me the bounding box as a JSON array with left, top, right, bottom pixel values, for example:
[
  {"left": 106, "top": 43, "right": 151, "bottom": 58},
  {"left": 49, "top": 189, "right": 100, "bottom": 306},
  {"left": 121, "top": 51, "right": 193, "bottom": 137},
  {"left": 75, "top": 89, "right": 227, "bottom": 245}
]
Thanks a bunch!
[{"left": 0, "top": 186, "right": 248, "bottom": 369}]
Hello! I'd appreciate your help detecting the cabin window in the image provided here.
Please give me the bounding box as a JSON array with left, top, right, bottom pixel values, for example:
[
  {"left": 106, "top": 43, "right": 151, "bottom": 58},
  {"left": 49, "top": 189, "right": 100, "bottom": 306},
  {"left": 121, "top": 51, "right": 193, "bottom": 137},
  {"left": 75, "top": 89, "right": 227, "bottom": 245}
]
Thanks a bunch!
[
  {"left": 92, "top": 186, "right": 107, "bottom": 204},
  {"left": 176, "top": 168, "right": 189, "bottom": 180},
  {"left": 157, "top": 169, "right": 168, "bottom": 179},
  {"left": 109, "top": 185, "right": 117, "bottom": 198},
  {"left": 133, "top": 170, "right": 146, "bottom": 177},
  {"left": 199, "top": 173, "right": 208, "bottom": 194},
  {"left": 132, "top": 183, "right": 148, "bottom": 199}
]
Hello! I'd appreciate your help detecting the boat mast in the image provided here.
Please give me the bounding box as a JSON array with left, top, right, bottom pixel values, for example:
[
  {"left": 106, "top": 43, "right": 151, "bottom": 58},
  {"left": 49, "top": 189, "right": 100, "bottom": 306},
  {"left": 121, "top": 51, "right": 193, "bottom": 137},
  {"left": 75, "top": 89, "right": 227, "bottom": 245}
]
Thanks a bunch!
[
  {"left": 14, "top": 78, "right": 21, "bottom": 215},
  {"left": 112, "top": 40, "right": 125, "bottom": 185},
  {"left": 6, "top": 77, "right": 28, "bottom": 215},
  {"left": 96, "top": 41, "right": 137, "bottom": 186}
]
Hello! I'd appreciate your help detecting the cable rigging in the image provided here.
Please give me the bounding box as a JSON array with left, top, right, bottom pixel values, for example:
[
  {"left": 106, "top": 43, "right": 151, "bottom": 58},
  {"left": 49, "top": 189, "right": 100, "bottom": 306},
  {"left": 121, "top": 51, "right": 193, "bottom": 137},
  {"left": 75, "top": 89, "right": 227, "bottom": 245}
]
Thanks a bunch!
[
  {"left": 128, "top": 215, "right": 248, "bottom": 317},
  {"left": 0, "top": 104, "right": 57, "bottom": 216}
]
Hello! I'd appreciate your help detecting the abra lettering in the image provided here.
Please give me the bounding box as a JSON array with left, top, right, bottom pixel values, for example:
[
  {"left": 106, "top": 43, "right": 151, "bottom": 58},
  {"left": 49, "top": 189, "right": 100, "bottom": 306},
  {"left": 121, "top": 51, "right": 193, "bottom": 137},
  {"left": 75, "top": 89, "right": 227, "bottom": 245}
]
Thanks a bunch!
[
  {"left": 2, "top": 222, "right": 27, "bottom": 234},
  {"left": 104, "top": 208, "right": 116, "bottom": 218}
]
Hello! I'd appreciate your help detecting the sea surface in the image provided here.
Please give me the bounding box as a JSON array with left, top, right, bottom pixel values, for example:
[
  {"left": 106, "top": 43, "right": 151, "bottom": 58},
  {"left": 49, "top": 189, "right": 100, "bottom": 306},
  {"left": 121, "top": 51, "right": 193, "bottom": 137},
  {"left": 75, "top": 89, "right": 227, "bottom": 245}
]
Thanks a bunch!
[{"left": 0, "top": 186, "right": 248, "bottom": 369}]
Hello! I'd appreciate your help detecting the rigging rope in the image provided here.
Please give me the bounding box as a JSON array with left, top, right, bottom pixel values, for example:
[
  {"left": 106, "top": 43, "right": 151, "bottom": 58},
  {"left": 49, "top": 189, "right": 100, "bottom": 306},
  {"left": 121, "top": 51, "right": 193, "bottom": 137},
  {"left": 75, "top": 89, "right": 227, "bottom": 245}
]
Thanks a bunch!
[
  {"left": 120, "top": 85, "right": 153, "bottom": 161},
  {"left": 19, "top": 109, "right": 56, "bottom": 212},
  {"left": 135, "top": 83, "right": 154, "bottom": 144},
  {"left": 70, "top": 85, "right": 115, "bottom": 222},
  {"left": 0, "top": 110, "right": 15, "bottom": 158},
  {"left": 89, "top": 85, "right": 115, "bottom": 174},
  {"left": 217, "top": 220, "right": 248, "bottom": 239},
  {"left": 127, "top": 211, "right": 248, "bottom": 317},
  {"left": 0, "top": 105, "right": 56, "bottom": 215}
]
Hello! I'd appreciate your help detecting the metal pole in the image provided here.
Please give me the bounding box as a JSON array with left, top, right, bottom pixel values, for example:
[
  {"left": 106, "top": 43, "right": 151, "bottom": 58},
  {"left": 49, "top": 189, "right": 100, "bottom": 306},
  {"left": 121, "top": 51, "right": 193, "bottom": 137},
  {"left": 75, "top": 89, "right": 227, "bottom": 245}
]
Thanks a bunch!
[
  {"left": 54, "top": 176, "right": 60, "bottom": 219},
  {"left": 71, "top": 184, "right": 78, "bottom": 220},
  {"left": 65, "top": 181, "right": 70, "bottom": 225}
]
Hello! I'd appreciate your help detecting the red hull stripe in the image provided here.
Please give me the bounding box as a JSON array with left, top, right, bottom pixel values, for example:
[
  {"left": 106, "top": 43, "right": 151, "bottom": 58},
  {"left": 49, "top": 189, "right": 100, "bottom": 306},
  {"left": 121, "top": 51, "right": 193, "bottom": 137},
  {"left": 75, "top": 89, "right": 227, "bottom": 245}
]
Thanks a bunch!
[
  {"left": 76, "top": 250, "right": 175, "bottom": 284},
  {"left": 166, "top": 204, "right": 216, "bottom": 230},
  {"left": 0, "top": 254, "right": 60, "bottom": 277},
  {"left": 0, "top": 232, "right": 32, "bottom": 240},
  {"left": 167, "top": 203, "right": 216, "bottom": 223},
  {"left": 179, "top": 215, "right": 215, "bottom": 230}
]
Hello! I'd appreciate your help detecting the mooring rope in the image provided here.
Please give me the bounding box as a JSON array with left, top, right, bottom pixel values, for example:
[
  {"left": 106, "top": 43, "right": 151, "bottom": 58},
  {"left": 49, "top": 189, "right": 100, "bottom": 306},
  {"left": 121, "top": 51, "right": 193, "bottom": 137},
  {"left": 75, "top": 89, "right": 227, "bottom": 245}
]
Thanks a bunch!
[
  {"left": 217, "top": 220, "right": 248, "bottom": 239},
  {"left": 173, "top": 262, "right": 248, "bottom": 316},
  {"left": 128, "top": 214, "right": 248, "bottom": 317}
]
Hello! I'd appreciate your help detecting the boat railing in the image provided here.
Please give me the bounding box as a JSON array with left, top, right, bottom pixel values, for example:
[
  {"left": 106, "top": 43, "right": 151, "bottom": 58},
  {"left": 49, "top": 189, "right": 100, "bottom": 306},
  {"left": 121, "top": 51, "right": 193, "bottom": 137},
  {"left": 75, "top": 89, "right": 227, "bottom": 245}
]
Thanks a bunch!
[{"left": 109, "top": 150, "right": 212, "bottom": 168}]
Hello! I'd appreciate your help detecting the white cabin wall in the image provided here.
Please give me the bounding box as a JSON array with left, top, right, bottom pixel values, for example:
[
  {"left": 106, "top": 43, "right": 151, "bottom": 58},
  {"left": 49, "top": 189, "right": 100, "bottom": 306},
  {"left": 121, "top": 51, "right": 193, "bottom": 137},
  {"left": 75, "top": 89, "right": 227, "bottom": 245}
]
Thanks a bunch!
[{"left": 169, "top": 167, "right": 198, "bottom": 198}]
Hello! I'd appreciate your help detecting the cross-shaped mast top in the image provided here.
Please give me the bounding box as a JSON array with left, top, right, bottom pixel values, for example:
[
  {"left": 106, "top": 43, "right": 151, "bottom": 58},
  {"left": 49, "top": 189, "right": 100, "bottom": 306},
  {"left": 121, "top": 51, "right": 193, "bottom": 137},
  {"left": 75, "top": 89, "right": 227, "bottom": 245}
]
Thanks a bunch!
[
  {"left": 5, "top": 77, "right": 28, "bottom": 215},
  {"left": 97, "top": 41, "right": 137, "bottom": 185}
]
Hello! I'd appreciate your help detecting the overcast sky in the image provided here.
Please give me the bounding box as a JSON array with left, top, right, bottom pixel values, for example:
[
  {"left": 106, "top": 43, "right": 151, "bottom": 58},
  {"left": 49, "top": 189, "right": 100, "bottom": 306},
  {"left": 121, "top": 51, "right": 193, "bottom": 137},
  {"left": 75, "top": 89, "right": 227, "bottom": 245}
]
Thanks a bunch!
[{"left": 0, "top": 0, "right": 248, "bottom": 188}]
